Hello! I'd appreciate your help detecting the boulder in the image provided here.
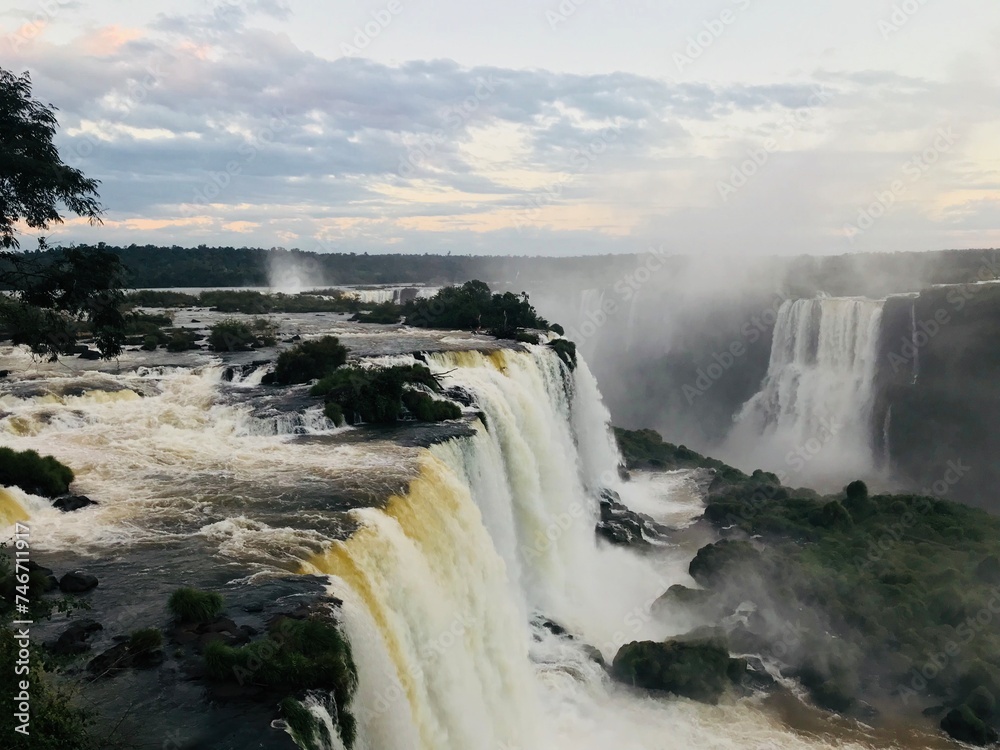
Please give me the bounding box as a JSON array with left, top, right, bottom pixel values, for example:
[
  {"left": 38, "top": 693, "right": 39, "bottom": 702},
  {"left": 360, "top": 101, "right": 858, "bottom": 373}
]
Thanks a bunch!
[
  {"left": 611, "top": 638, "right": 743, "bottom": 704},
  {"left": 941, "top": 705, "right": 999, "bottom": 746},
  {"left": 77, "top": 348, "right": 102, "bottom": 360},
  {"left": 654, "top": 584, "right": 714, "bottom": 612},
  {"left": 53, "top": 495, "right": 98, "bottom": 512},
  {"left": 51, "top": 619, "right": 103, "bottom": 655},
  {"left": 87, "top": 643, "right": 132, "bottom": 677},
  {"left": 597, "top": 488, "right": 672, "bottom": 547},
  {"left": 688, "top": 540, "right": 761, "bottom": 587},
  {"left": 742, "top": 655, "right": 777, "bottom": 693},
  {"left": 967, "top": 686, "right": 997, "bottom": 720},
  {"left": 443, "top": 386, "right": 476, "bottom": 407},
  {"left": 59, "top": 571, "right": 99, "bottom": 593}
]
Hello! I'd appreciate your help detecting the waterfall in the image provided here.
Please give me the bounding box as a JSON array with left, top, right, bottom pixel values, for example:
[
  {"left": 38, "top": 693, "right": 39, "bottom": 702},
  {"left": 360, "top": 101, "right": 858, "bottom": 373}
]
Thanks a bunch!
[
  {"left": 305, "top": 347, "right": 668, "bottom": 749},
  {"left": 723, "top": 297, "right": 884, "bottom": 486},
  {"left": 2, "top": 343, "right": 912, "bottom": 750}
]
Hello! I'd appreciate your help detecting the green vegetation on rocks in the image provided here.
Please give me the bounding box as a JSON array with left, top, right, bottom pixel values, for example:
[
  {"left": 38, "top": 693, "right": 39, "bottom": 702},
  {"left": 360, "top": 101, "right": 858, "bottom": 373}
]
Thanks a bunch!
[
  {"left": 403, "top": 280, "right": 552, "bottom": 339},
  {"left": 614, "top": 427, "right": 746, "bottom": 480},
  {"left": 1, "top": 549, "right": 97, "bottom": 749},
  {"left": 611, "top": 638, "right": 745, "bottom": 704},
  {"left": 548, "top": 338, "right": 577, "bottom": 370},
  {"left": 0, "top": 447, "right": 74, "bottom": 497},
  {"left": 351, "top": 301, "right": 403, "bottom": 324},
  {"left": 265, "top": 336, "right": 348, "bottom": 385},
  {"left": 203, "top": 615, "right": 357, "bottom": 749},
  {"left": 207, "top": 318, "right": 277, "bottom": 351},
  {"left": 311, "top": 364, "right": 457, "bottom": 426},
  {"left": 624, "top": 426, "right": 1000, "bottom": 742}
]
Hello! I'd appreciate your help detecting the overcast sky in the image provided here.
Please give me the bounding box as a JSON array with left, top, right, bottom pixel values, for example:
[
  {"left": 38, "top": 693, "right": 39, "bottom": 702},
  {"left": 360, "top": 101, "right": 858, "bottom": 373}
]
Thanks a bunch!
[{"left": 3, "top": 0, "right": 999, "bottom": 255}]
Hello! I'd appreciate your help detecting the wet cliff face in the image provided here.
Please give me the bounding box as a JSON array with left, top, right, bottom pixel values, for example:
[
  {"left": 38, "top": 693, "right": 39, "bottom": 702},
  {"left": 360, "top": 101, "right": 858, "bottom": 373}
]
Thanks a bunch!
[{"left": 878, "top": 285, "right": 1000, "bottom": 512}]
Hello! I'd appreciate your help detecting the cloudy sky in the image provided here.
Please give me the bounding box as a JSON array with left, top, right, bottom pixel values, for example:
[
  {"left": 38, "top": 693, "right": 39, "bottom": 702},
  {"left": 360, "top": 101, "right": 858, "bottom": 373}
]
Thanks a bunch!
[{"left": 3, "top": 0, "right": 999, "bottom": 255}]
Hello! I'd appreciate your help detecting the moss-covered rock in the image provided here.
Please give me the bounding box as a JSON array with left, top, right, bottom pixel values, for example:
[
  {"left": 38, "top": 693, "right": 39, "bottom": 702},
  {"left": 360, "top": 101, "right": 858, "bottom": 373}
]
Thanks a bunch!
[
  {"left": 611, "top": 638, "right": 744, "bottom": 704},
  {"left": 941, "top": 704, "right": 999, "bottom": 746},
  {"left": 0, "top": 447, "right": 74, "bottom": 497},
  {"left": 548, "top": 338, "right": 577, "bottom": 370},
  {"left": 311, "top": 364, "right": 453, "bottom": 426},
  {"left": 688, "top": 540, "right": 760, "bottom": 587},
  {"left": 204, "top": 614, "right": 357, "bottom": 748}
]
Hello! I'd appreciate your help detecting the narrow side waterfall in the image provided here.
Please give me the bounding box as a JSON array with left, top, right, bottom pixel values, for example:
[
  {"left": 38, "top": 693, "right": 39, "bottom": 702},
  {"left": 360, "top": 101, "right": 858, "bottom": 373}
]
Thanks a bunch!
[{"left": 723, "top": 297, "right": 884, "bottom": 486}]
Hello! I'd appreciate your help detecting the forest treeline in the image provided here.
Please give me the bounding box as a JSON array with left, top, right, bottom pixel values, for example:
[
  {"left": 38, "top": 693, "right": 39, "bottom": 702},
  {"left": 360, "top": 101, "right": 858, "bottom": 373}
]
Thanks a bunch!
[{"left": 6, "top": 243, "right": 1000, "bottom": 290}]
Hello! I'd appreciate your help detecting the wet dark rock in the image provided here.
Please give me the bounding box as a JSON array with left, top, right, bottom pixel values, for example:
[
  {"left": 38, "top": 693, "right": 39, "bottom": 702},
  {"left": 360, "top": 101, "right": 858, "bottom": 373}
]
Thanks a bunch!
[
  {"left": 688, "top": 540, "right": 761, "bottom": 587},
  {"left": 87, "top": 643, "right": 133, "bottom": 677},
  {"left": 59, "top": 570, "right": 99, "bottom": 593},
  {"left": 653, "top": 584, "right": 714, "bottom": 614},
  {"left": 785, "top": 664, "right": 857, "bottom": 714},
  {"left": 53, "top": 495, "right": 98, "bottom": 512},
  {"left": 581, "top": 644, "right": 607, "bottom": 668},
  {"left": 51, "top": 619, "right": 103, "bottom": 655},
  {"left": 741, "top": 655, "right": 777, "bottom": 693},
  {"left": 596, "top": 488, "right": 673, "bottom": 547},
  {"left": 77, "top": 348, "right": 102, "bottom": 360},
  {"left": 444, "top": 386, "right": 476, "bottom": 407},
  {"left": 536, "top": 617, "right": 567, "bottom": 637}
]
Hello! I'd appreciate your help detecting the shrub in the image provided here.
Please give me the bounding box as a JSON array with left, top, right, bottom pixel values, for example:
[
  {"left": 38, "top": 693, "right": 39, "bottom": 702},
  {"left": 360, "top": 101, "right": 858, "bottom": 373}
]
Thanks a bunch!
[
  {"left": 402, "top": 391, "right": 461, "bottom": 422},
  {"left": 267, "top": 336, "right": 348, "bottom": 386},
  {"left": 123, "top": 312, "right": 173, "bottom": 334},
  {"left": 141, "top": 334, "right": 159, "bottom": 351},
  {"left": 208, "top": 318, "right": 276, "bottom": 351},
  {"left": 165, "top": 329, "right": 198, "bottom": 352},
  {"left": 0, "top": 447, "right": 74, "bottom": 498},
  {"left": 128, "top": 628, "right": 163, "bottom": 654},
  {"left": 0, "top": 629, "right": 96, "bottom": 749},
  {"left": 167, "top": 587, "right": 223, "bottom": 624},
  {"left": 1, "top": 552, "right": 96, "bottom": 749}
]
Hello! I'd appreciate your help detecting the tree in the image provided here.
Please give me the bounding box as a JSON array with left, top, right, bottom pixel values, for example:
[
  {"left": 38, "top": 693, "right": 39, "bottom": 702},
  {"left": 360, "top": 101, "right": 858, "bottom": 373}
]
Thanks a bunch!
[{"left": 0, "top": 68, "right": 126, "bottom": 359}]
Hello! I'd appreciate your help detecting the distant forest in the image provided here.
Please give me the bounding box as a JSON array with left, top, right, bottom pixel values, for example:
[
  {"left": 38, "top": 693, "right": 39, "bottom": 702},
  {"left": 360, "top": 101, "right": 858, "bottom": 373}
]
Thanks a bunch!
[{"left": 9, "top": 243, "right": 1000, "bottom": 291}]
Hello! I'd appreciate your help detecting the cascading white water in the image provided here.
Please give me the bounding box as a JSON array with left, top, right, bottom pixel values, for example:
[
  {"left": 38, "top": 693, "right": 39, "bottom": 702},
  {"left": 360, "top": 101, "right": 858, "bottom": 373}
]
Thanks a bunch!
[
  {"left": 723, "top": 297, "right": 884, "bottom": 487},
  {"left": 307, "top": 346, "right": 905, "bottom": 750}
]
